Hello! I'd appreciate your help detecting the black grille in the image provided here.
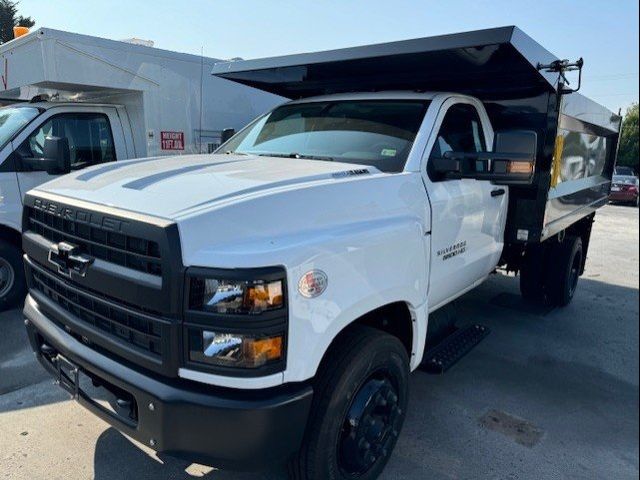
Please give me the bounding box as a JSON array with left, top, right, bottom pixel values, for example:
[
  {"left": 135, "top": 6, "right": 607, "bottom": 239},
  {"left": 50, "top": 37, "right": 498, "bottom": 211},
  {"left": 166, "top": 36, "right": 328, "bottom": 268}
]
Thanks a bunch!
[
  {"left": 32, "top": 266, "right": 163, "bottom": 356},
  {"left": 25, "top": 206, "right": 162, "bottom": 276}
]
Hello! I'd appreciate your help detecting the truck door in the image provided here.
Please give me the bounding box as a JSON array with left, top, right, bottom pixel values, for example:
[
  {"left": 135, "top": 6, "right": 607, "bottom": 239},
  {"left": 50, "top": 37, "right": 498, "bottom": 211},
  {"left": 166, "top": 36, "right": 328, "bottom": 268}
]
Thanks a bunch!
[
  {"left": 10, "top": 106, "right": 126, "bottom": 199},
  {"left": 422, "top": 98, "right": 508, "bottom": 310}
]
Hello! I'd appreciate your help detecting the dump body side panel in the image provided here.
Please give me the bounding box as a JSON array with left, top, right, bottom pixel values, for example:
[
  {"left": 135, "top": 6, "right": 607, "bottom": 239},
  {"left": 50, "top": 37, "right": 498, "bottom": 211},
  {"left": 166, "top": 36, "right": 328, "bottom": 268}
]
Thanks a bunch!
[{"left": 543, "top": 93, "right": 621, "bottom": 239}]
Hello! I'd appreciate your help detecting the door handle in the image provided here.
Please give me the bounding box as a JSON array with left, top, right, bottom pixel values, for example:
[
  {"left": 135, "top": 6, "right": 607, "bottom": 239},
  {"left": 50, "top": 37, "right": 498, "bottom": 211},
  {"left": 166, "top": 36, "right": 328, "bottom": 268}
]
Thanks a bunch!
[{"left": 491, "top": 188, "right": 506, "bottom": 197}]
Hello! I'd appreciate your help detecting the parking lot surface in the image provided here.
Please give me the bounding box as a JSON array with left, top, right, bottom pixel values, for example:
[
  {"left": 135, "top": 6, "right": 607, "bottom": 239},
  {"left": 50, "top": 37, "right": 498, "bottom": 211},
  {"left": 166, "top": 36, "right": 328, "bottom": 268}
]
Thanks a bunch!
[{"left": 1, "top": 205, "right": 638, "bottom": 480}]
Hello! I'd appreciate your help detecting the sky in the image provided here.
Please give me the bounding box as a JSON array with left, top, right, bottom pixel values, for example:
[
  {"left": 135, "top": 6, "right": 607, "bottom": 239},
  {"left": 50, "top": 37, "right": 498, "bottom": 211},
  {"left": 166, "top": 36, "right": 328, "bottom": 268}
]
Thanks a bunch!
[{"left": 19, "top": 0, "right": 639, "bottom": 113}]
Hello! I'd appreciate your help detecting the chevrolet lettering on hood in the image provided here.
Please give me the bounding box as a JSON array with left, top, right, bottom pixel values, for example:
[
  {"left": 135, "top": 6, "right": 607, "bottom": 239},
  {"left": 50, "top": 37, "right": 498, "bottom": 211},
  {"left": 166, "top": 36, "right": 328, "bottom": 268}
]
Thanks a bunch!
[{"left": 32, "top": 198, "right": 128, "bottom": 232}]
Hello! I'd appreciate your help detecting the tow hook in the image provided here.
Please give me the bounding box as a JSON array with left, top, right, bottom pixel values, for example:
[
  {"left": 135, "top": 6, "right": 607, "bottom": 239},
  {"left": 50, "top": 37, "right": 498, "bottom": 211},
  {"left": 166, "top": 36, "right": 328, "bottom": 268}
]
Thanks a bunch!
[{"left": 40, "top": 343, "right": 56, "bottom": 358}]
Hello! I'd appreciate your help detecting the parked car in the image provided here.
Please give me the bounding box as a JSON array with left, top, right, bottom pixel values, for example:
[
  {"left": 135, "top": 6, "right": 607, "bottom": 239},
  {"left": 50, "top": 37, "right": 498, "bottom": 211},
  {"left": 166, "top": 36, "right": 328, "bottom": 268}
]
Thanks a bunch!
[{"left": 610, "top": 174, "right": 640, "bottom": 206}]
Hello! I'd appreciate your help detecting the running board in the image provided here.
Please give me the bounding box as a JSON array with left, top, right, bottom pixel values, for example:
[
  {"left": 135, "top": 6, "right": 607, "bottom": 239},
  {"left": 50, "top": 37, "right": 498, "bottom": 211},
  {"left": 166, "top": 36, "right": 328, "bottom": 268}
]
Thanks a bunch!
[{"left": 420, "top": 324, "right": 490, "bottom": 374}]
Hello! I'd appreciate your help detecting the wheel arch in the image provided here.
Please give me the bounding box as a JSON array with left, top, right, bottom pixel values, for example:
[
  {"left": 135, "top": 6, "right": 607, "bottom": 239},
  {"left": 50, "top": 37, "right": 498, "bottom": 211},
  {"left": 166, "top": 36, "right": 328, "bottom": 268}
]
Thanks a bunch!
[
  {"left": 0, "top": 223, "right": 22, "bottom": 247},
  {"left": 310, "top": 301, "right": 418, "bottom": 381}
]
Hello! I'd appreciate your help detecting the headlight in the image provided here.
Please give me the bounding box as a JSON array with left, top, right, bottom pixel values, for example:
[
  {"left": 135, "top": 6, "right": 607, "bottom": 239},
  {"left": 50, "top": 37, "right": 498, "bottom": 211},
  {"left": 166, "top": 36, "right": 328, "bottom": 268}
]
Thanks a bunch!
[
  {"left": 188, "top": 277, "right": 284, "bottom": 314},
  {"left": 188, "top": 330, "right": 284, "bottom": 369},
  {"left": 184, "top": 267, "right": 288, "bottom": 375}
]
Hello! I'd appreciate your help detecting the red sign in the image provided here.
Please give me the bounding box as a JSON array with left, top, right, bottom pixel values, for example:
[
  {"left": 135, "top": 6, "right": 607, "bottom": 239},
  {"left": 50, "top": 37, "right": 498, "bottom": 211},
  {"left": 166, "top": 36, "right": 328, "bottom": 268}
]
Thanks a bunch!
[{"left": 160, "top": 131, "right": 184, "bottom": 150}]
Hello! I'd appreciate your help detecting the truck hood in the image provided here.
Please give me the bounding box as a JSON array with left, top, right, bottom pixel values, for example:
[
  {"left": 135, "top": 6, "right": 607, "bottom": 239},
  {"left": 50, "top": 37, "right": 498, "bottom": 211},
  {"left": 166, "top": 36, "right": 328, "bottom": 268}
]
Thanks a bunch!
[{"left": 32, "top": 154, "right": 379, "bottom": 219}]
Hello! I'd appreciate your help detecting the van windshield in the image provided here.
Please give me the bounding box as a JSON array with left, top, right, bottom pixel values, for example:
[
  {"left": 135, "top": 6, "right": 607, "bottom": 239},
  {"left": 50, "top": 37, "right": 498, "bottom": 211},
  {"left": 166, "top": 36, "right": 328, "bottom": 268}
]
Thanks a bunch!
[
  {"left": 220, "top": 100, "right": 430, "bottom": 173},
  {"left": 0, "top": 106, "right": 40, "bottom": 150}
]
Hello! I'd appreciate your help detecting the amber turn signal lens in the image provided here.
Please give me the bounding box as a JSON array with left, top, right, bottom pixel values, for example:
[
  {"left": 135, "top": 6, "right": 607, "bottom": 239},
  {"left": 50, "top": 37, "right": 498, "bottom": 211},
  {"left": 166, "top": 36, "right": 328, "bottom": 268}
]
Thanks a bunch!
[
  {"left": 246, "top": 336, "right": 284, "bottom": 363},
  {"left": 507, "top": 161, "right": 534, "bottom": 175}
]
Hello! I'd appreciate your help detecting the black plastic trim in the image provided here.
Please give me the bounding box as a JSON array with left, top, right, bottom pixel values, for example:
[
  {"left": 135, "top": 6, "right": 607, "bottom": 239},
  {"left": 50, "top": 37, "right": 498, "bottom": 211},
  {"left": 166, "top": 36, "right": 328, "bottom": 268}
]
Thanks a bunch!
[
  {"left": 25, "top": 260, "right": 178, "bottom": 376},
  {"left": 22, "top": 192, "right": 185, "bottom": 318}
]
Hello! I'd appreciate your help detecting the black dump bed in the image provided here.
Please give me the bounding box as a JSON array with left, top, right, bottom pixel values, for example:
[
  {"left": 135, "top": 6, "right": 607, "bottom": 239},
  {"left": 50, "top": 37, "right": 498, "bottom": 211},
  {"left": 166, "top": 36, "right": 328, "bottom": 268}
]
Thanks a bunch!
[{"left": 212, "top": 26, "right": 621, "bottom": 244}]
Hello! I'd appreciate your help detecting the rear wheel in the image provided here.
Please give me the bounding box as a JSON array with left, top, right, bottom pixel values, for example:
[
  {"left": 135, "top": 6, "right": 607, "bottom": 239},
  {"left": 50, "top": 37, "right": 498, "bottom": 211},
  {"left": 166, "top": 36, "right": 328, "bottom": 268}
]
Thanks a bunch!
[
  {"left": 546, "top": 236, "right": 583, "bottom": 307},
  {"left": 0, "top": 239, "right": 26, "bottom": 312},
  {"left": 520, "top": 235, "right": 584, "bottom": 308},
  {"left": 289, "top": 325, "right": 409, "bottom": 480}
]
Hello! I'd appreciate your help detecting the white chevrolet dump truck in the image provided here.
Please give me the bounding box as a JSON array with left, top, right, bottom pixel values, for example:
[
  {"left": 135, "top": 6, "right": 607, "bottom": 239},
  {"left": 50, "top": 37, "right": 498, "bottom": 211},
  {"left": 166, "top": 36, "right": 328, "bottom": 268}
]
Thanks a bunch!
[
  {"left": 21, "top": 27, "right": 620, "bottom": 480},
  {"left": 0, "top": 27, "right": 281, "bottom": 308}
]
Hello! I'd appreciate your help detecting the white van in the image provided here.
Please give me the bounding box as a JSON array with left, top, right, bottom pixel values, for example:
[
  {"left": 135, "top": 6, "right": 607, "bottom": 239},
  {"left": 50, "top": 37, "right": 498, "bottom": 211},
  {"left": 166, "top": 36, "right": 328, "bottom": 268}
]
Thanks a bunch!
[{"left": 0, "top": 28, "right": 282, "bottom": 308}]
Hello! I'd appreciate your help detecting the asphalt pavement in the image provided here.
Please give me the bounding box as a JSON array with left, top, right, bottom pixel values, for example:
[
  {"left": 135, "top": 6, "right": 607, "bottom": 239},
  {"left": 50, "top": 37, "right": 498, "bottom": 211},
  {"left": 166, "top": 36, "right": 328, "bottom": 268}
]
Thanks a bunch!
[{"left": 0, "top": 204, "right": 638, "bottom": 480}]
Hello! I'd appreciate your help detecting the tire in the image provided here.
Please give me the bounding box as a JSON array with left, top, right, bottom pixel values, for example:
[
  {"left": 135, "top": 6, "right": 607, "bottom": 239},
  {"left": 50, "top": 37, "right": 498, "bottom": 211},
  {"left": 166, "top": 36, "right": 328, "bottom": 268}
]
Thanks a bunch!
[
  {"left": 289, "top": 325, "right": 410, "bottom": 480},
  {"left": 0, "top": 239, "right": 26, "bottom": 312},
  {"left": 545, "top": 235, "right": 583, "bottom": 307}
]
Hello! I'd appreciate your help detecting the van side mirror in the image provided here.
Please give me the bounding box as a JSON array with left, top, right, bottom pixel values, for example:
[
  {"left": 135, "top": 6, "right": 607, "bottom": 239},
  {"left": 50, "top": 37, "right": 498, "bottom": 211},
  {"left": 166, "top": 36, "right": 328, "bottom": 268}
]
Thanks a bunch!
[
  {"left": 220, "top": 128, "right": 236, "bottom": 144},
  {"left": 431, "top": 130, "right": 537, "bottom": 185},
  {"left": 20, "top": 136, "right": 71, "bottom": 175}
]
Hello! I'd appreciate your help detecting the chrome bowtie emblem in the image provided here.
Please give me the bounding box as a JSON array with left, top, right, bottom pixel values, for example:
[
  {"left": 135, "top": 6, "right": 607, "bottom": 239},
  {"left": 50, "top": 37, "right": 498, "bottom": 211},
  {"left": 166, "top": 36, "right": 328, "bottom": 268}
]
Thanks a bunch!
[{"left": 48, "top": 241, "right": 94, "bottom": 278}]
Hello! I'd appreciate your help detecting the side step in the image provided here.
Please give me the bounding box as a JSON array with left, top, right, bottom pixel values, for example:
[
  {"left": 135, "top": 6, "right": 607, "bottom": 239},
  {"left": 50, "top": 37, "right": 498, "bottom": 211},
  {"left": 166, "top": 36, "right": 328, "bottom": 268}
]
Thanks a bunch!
[{"left": 420, "top": 324, "right": 490, "bottom": 374}]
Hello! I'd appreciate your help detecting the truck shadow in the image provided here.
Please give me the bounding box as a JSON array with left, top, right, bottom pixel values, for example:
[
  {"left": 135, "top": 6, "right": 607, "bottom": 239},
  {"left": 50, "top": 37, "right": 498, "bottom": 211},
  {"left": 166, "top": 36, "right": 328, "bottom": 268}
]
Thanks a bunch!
[{"left": 93, "top": 428, "right": 288, "bottom": 480}]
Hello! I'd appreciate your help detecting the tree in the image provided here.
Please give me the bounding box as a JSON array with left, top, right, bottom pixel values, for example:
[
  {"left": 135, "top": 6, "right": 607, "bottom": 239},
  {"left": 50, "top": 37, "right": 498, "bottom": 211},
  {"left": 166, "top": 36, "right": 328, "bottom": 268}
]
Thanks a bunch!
[
  {"left": 0, "top": 0, "right": 34, "bottom": 44},
  {"left": 617, "top": 103, "right": 639, "bottom": 173}
]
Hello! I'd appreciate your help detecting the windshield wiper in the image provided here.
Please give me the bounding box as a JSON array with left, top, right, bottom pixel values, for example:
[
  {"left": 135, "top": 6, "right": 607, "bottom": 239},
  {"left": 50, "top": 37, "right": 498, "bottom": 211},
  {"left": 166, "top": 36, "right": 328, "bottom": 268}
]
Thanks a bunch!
[{"left": 256, "top": 152, "right": 335, "bottom": 162}]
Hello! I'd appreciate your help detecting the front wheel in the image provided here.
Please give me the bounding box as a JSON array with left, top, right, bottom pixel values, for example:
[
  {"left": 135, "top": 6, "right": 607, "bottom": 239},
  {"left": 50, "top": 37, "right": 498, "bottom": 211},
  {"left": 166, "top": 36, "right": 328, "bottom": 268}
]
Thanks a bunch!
[
  {"left": 0, "top": 239, "right": 26, "bottom": 312},
  {"left": 289, "top": 325, "right": 409, "bottom": 480}
]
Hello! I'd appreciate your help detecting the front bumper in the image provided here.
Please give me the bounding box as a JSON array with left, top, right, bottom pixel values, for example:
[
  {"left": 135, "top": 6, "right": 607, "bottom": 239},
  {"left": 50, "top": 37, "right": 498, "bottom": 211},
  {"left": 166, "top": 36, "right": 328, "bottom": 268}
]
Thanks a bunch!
[{"left": 23, "top": 294, "right": 313, "bottom": 470}]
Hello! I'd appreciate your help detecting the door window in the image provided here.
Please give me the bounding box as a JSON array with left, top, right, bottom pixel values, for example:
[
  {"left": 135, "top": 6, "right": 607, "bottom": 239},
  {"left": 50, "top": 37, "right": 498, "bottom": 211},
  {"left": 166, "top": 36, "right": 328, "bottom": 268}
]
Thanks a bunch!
[
  {"left": 17, "top": 113, "right": 116, "bottom": 170},
  {"left": 429, "top": 103, "right": 486, "bottom": 163}
]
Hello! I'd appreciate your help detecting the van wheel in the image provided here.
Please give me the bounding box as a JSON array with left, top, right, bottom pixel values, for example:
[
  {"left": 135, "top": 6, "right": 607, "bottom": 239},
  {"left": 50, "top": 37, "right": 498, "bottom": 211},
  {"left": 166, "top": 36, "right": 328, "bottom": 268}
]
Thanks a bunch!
[
  {"left": 289, "top": 325, "right": 409, "bottom": 480},
  {"left": 0, "top": 239, "right": 26, "bottom": 312},
  {"left": 546, "top": 236, "right": 583, "bottom": 307}
]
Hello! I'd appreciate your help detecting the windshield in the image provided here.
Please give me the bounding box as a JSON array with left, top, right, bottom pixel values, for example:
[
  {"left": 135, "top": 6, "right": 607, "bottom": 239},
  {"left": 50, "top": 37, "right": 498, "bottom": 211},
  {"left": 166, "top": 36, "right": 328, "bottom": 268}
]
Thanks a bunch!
[
  {"left": 614, "top": 166, "right": 635, "bottom": 176},
  {"left": 613, "top": 175, "right": 638, "bottom": 184},
  {"left": 220, "top": 100, "right": 430, "bottom": 173},
  {"left": 0, "top": 106, "right": 40, "bottom": 150}
]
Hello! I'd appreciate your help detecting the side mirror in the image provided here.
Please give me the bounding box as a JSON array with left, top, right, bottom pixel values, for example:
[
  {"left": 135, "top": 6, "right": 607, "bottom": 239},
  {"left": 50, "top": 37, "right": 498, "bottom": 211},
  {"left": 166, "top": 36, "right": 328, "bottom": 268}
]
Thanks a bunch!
[
  {"left": 431, "top": 130, "right": 537, "bottom": 185},
  {"left": 20, "top": 136, "right": 71, "bottom": 175},
  {"left": 220, "top": 128, "right": 236, "bottom": 144}
]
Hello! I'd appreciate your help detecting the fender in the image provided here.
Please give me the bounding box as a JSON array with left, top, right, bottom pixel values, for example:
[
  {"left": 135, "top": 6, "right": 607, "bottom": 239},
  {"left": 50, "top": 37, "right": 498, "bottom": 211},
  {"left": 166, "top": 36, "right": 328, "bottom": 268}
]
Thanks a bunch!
[{"left": 178, "top": 171, "right": 432, "bottom": 387}]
